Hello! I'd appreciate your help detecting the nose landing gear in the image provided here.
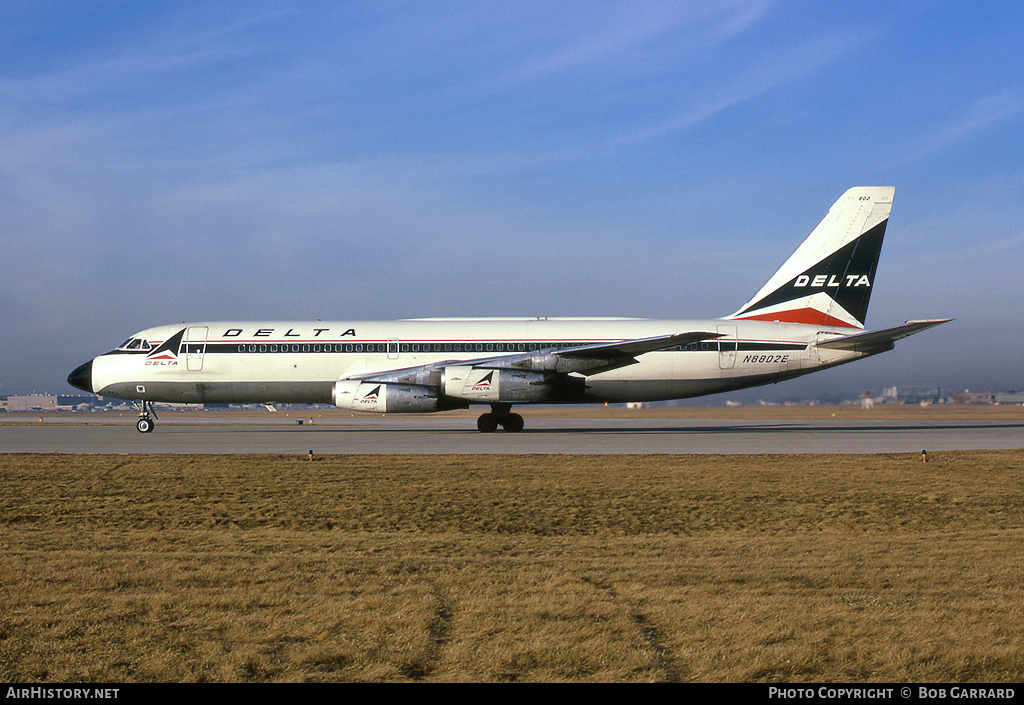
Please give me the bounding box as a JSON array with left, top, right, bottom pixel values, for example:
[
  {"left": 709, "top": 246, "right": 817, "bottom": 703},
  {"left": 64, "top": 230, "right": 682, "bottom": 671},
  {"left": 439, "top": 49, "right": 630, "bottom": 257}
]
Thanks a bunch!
[{"left": 134, "top": 400, "right": 157, "bottom": 433}]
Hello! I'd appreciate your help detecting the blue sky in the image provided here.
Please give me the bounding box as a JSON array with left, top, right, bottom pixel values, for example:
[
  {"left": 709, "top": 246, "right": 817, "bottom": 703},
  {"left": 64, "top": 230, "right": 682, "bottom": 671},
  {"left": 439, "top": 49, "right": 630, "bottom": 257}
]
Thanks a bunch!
[{"left": 2, "top": 1, "right": 1022, "bottom": 401}]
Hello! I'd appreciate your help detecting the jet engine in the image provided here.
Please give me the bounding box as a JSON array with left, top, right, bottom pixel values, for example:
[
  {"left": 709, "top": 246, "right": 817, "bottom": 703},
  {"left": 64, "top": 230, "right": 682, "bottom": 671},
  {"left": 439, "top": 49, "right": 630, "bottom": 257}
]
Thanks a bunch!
[
  {"left": 333, "top": 380, "right": 441, "bottom": 413},
  {"left": 441, "top": 365, "right": 584, "bottom": 403}
]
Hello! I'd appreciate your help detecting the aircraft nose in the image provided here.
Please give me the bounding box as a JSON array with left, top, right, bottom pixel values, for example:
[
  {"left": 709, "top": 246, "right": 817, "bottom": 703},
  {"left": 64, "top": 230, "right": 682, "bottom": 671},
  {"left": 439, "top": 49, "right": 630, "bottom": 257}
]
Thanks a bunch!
[{"left": 67, "top": 360, "right": 93, "bottom": 393}]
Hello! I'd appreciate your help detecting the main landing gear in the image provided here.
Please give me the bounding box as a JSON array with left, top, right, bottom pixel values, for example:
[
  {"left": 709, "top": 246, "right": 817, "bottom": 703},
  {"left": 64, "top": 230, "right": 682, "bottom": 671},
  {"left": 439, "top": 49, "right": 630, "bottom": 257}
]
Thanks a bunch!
[
  {"left": 134, "top": 400, "right": 157, "bottom": 433},
  {"left": 476, "top": 403, "right": 524, "bottom": 433}
]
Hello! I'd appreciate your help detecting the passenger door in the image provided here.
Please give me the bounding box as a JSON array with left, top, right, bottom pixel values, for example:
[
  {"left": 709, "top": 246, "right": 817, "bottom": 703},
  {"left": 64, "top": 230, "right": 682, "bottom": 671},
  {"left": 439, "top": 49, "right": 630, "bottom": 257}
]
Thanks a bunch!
[
  {"left": 716, "top": 324, "right": 738, "bottom": 369},
  {"left": 184, "top": 326, "right": 208, "bottom": 371}
]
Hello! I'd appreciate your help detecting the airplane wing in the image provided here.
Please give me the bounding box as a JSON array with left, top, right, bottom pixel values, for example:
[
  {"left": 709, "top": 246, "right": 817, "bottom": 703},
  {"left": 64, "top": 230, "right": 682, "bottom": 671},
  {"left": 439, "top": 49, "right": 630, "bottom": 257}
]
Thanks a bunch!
[
  {"left": 343, "top": 331, "right": 724, "bottom": 383},
  {"left": 536, "top": 330, "right": 724, "bottom": 376},
  {"left": 554, "top": 331, "right": 723, "bottom": 359},
  {"left": 815, "top": 319, "right": 953, "bottom": 354}
]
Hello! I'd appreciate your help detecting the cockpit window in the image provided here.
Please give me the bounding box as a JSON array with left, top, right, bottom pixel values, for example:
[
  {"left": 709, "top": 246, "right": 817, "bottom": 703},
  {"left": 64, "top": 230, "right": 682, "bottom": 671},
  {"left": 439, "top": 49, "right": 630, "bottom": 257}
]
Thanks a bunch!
[{"left": 118, "top": 338, "right": 151, "bottom": 351}]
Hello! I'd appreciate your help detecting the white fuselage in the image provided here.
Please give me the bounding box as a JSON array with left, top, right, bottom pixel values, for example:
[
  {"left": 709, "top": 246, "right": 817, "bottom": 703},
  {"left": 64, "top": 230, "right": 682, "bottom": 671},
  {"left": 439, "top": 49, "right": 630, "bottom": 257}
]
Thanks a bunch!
[{"left": 83, "top": 317, "right": 861, "bottom": 407}]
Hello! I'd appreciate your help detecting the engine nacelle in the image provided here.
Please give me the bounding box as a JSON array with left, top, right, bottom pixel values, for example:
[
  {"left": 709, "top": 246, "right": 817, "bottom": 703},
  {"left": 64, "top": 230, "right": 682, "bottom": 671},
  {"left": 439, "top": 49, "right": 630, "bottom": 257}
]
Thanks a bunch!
[
  {"left": 333, "top": 380, "right": 440, "bottom": 413},
  {"left": 442, "top": 365, "right": 583, "bottom": 403}
]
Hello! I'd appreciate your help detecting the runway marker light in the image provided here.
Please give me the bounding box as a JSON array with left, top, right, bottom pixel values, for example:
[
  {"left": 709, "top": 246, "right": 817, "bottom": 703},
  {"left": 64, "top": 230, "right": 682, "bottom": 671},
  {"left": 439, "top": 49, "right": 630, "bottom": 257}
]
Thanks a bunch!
[
  {"left": 921, "top": 449, "right": 928, "bottom": 463},
  {"left": 308, "top": 449, "right": 314, "bottom": 462}
]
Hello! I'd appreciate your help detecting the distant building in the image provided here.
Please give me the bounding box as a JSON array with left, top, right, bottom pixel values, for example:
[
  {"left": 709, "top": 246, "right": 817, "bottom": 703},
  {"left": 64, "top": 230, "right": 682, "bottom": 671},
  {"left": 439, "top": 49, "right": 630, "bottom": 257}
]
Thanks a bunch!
[
  {"left": 992, "top": 392, "right": 1024, "bottom": 405},
  {"left": 944, "top": 391, "right": 1024, "bottom": 405},
  {"left": 950, "top": 392, "right": 996, "bottom": 405},
  {"left": 879, "top": 386, "right": 942, "bottom": 404},
  {"left": 2, "top": 394, "right": 59, "bottom": 412}
]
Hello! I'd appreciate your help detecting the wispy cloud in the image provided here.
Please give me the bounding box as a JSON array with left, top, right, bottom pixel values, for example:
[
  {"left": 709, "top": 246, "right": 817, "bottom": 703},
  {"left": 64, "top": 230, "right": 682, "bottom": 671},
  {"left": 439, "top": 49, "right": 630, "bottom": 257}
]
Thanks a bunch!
[
  {"left": 899, "top": 88, "right": 1024, "bottom": 164},
  {"left": 616, "top": 29, "right": 878, "bottom": 144},
  {"left": 969, "top": 231, "right": 1024, "bottom": 257},
  {"left": 495, "top": 0, "right": 774, "bottom": 86}
]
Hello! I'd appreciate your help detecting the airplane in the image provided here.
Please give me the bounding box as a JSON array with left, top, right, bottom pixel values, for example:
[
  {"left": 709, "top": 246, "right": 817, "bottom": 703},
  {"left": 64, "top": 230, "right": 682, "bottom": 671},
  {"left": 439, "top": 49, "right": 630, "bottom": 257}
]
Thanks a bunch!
[{"left": 67, "top": 186, "right": 950, "bottom": 433}]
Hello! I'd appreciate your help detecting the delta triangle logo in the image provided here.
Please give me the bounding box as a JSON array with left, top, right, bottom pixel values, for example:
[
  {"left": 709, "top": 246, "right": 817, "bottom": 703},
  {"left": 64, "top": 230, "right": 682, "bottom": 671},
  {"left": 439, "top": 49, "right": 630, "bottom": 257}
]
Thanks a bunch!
[
  {"left": 362, "top": 385, "right": 381, "bottom": 401},
  {"left": 145, "top": 328, "right": 185, "bottom": 364},
  {"left": 471, "top": 371, "right": 494, "bottom": 389}
]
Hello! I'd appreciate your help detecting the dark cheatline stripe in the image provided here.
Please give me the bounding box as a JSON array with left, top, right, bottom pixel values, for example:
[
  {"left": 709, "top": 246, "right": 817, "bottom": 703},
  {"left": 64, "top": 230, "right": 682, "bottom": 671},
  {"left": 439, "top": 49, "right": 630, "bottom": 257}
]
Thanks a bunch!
[{"left": 167, "top": 340, "right": 808, "bottom": 355}]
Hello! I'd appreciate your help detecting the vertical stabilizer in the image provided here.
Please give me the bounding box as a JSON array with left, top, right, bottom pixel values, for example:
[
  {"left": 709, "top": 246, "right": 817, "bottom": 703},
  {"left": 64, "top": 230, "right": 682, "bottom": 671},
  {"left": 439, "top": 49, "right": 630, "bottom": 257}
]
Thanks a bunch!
[{"left": 726, "top": 186, "right": 894, "bottom": 329}]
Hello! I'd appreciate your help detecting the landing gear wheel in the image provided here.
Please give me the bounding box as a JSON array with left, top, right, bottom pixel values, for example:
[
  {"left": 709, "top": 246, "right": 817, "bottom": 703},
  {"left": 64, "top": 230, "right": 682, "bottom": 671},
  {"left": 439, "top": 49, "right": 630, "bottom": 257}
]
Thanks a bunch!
[
  {"left": 134, "top": 400, "right": 158, "bottom": 433},
  {"left": 501, "top": 413, "right": 524, "bottom": 433},
  {"left": 477, "top": 413, "right": 498, "bottom": 433}
]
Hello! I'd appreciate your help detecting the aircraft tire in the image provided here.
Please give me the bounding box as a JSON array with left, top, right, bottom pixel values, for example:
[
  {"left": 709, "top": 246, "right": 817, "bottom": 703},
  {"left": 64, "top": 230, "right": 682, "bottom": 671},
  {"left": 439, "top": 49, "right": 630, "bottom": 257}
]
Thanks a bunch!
[
  {"left": 477, "top": 413, "right": 498, "bottom": 433},
  {"left": 137, "top": 418, "right": 154, "bottom": 433},
  {"left": 501, "top": 413, "right": 524, "bottom": 433}
]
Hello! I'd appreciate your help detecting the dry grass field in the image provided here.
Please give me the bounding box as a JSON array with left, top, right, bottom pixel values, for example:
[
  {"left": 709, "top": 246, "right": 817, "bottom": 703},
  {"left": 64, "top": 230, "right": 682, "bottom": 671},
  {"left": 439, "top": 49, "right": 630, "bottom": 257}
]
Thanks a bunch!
[{"left": 2, "top": 449, "right": 1024, "bottom": 682}]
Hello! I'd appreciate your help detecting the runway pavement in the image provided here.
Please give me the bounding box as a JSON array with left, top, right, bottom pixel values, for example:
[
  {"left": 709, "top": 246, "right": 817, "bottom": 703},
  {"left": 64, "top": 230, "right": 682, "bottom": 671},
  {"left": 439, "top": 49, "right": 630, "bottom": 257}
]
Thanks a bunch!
[{"left": 2, "top": 414, "right": 1022, "bottom": 454}]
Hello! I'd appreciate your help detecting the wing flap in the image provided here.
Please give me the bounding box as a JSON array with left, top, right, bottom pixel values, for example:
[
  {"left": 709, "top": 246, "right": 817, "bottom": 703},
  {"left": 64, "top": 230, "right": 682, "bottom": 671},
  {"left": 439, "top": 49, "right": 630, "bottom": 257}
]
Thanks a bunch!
[{"left": 554, "top": 331, "right": 723, "bottom": 359}]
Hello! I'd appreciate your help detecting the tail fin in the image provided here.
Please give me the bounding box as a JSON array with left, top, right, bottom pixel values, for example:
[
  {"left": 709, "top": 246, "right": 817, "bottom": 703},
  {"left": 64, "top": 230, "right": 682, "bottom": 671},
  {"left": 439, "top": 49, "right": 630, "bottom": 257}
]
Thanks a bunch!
[{"left": 726, "top": 186, "right": 894, "bottom": 329}]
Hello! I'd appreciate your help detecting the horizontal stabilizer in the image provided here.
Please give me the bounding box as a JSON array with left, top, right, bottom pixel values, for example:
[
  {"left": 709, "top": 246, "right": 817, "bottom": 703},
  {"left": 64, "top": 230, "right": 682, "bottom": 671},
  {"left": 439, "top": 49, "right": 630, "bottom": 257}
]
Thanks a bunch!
[{"left": 815, "top": 319, "right": 952, "bottom": 354}]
